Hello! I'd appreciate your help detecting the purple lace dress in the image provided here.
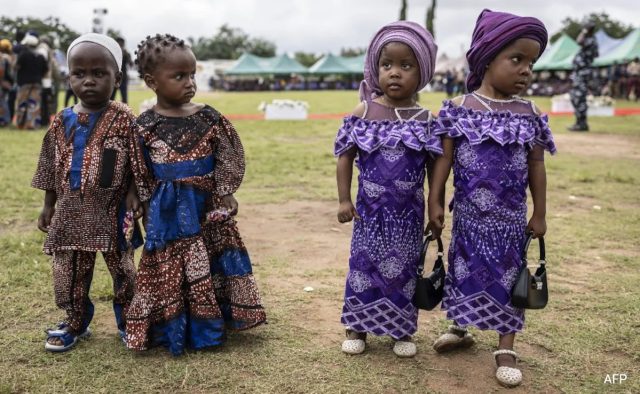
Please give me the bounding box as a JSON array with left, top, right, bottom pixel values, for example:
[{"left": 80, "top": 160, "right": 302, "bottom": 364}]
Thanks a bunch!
[
  {"left": 334, "top": 101, "right": 442, "bottom": 339},
  {"left": 433, "top": 93, "right": 556, "bottom": 334}
]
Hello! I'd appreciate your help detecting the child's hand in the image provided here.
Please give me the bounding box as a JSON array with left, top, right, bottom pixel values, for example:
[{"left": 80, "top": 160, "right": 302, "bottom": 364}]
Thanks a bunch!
[
  {"left": 37, "top": 206, "right": 55, "bottom": 233},
  {"left": 337, "top": 201, "right": 360, "bottom": 223},
  {"left": 527, "top": 215, "right": 546, "bottom": 238},
  {"left": 427, "top": 204, "right": 445, "bottom": 238},
  {"left": 221, "top": 194, "right": 239, "bottom": 216},
  {"left": 126, "top": 191, "right": 143, "bottom": 219}
]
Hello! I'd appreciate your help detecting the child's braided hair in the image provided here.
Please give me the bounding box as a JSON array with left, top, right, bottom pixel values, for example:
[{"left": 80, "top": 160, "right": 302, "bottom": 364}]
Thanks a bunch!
[{"left": 135, "top": 33, "right": 187, "bottom": 78}]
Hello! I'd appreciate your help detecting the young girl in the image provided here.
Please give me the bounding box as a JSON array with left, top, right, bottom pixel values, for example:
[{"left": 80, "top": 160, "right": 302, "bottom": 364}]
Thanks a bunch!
[
  {"left": 32, "top": 33, "right": 142, "bottom": 352},
  {"left": 427, "top": 9, "right": 556, "bottom": 387},
  {"left": 335, "top": 21, "right": 440, "bottom": 357},
  {"left": 125, "top": 34, "right": 266, "bottom": 356}
]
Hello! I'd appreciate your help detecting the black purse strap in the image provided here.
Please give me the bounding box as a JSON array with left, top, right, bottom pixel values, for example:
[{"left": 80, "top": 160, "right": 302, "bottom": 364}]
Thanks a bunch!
[
  {"left": 417, "top": 231, "right": 444, "bottom": 276},
  {"left": 521, "top": 233, "right": 546, "bottom": 268}
]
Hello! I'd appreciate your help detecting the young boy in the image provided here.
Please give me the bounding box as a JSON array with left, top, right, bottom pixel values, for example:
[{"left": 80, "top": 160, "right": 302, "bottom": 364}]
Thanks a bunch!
[{"left": 32, "top": 33, "right": 143, "bottom": 352}]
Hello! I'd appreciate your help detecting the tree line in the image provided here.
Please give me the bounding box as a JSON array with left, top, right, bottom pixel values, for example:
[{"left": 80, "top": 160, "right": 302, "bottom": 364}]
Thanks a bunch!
[{"left": 1, "top": 9, "right": 635, "bottom": 66}]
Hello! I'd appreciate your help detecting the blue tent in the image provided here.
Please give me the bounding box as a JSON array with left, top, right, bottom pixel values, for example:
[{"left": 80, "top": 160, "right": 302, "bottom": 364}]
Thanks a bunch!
[
  {"left": 594, "top": 29, "right": 640, "bottom": 66},
  {"left": 595, "top": 30, "right": 624, "bottom": 57}
]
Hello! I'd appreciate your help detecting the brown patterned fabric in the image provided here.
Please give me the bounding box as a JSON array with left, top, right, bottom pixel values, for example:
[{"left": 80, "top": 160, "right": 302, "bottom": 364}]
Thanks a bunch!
[
  {"left": 126, "top": 236, "right": 222, "bottom": 351},
  {"left": 52, "top": 250, "right": 135, "bottom": 335},
  {"left": 131, "top": 106, "right": 245, "bottom": 201},
  {"left": 32, "top": 101, "right": 141, "bottom": 254}
]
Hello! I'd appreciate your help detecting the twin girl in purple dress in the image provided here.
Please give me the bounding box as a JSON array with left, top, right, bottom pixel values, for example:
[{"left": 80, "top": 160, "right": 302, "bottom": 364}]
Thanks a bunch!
[{"left": 335, "top": 10, "right": 555, "bottom": 388}]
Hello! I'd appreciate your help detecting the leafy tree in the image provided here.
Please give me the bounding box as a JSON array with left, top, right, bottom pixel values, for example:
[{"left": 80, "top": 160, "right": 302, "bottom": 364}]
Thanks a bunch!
[
  {"left": 295, "top": 52, "right": 321, "bottom": 67},
  {"left": 189, "top": 24, "right": 276, "bottom": 59},
  {"left": 340, "top": 47, "right": 366, "bottom": 57},
  {"left": 399, "top": 0, "right": 407, "bottom": 21},
  {"left": 0, "top": 16, "right": 80, "bottom": 51},
  {"left": 426, "top": 0, "right": 436, "bottom": 37},
  {"left": 551, "top": 12, "right": 634, "bottom": 42},
  {"left": 245, "top": 37, "right": 276, "bottom": 58},
  {"left": 106, "top": 28, "right": 123, "bottom": 41}
]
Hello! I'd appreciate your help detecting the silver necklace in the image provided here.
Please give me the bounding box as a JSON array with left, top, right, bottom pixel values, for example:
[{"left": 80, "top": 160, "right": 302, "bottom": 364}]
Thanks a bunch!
[{"left": 380, "top": 96, "right": 426, "bottom": 121}]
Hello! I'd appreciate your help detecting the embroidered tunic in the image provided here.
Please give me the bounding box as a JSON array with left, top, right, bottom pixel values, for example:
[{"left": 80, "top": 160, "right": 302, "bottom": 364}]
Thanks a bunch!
[{"left": 32, "top": 101, "right": 142, "bottom": 253}]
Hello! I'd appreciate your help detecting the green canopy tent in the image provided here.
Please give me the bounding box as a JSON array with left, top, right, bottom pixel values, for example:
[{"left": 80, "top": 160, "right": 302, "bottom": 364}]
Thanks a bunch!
[
  {"left": 594, "top": 28, "right": 640, "bottom": 67},
  {"left": 224, "top": 53, "right": 308, "bottom": 75},
  {"left": 309, "top": 53, "right": 351, "bottom": 74},
  {"left": 224, "top": 53, "right": 268, "bottom": 75},
  {"left": 270, "top": 54, "right": 309, "bottom": 74},
  {"left": 340, "top": 54, "right": 365, "bottom": 73},
  {"left": 308, "top": 53, "right": 364, "bottom": 75},
  {"left": 533, "top": 34, "right": 579, "bottom": 71}
]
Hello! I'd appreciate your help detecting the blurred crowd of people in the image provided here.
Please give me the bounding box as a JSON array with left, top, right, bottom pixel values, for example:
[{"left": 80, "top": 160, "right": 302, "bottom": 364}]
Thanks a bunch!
[
  {"left": 602, "top": 58, "right": 640, "bottom": 100},
  {"left": 0, "top": 30, "right": 132, "bottom": 130},
  {"left": 0, "top": 30, "right": 64, "bottom": 129}
]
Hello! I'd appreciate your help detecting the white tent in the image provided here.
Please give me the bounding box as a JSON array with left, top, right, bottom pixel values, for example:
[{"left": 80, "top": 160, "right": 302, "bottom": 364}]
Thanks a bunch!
[{"left": 434, "top": 53, "right": 467, "bottom": 74}]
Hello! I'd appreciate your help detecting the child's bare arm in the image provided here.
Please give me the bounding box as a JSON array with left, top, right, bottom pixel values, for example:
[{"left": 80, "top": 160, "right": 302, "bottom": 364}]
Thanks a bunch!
[
  {"left": 427, "top": 138, "right": 454, "bottom": 238},
  {"left": 125, "top": 179, "right": 143, "bottom": 219},
  {"left": 336, "top": 148, "right": 360, "bottom": 222},
  {"left": 527, "top": 145, "right": 547, "bottom": 238},
  {"left": 37, "top": 190, "right": 57, "bottom": 233}
]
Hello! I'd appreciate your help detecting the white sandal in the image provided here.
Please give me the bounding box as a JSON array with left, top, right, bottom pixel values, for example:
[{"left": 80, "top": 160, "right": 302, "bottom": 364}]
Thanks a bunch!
[
  {"left": 393, "top": 340, "right": 417, "bottom": 357},
  {"left": 341, "top": 330, "right": 366, "bottom": 355},
  {"left": 493, "top": 349, "right": 522, "bottom": 387},
  {"left": 433, "top": 325, "right": 475, "bottom": 353}
]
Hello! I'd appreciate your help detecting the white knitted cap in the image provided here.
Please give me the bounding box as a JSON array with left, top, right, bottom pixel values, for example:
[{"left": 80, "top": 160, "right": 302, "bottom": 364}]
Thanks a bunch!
[{"left": 67, "top": 33, "right": 122, "bottom": 70}]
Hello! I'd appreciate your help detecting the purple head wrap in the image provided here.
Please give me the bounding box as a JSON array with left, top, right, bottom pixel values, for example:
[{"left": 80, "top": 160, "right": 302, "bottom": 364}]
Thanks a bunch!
[
  {"left": 360, "top": 21, "right": 437, "bottom": 101},
  {"left": 466, "top": 9, "right": 548, "bottom": 92}
]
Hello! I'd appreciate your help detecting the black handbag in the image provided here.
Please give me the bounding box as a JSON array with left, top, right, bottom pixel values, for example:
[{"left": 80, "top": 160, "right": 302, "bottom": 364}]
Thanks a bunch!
[
  {"left": 511, "top": 234, "right": 548, "bottom": 309},
  {"left": 413, "top": 233, "right": 445, "bottom": 310}
]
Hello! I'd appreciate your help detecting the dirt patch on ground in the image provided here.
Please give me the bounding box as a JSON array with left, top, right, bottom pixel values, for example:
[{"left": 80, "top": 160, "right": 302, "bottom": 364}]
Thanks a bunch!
[
  {"left": 237, "top": 201, "right": 560, "bottom": 393},
  {"left": 553, "top": 132, "right": 640, "bottom": 160}
]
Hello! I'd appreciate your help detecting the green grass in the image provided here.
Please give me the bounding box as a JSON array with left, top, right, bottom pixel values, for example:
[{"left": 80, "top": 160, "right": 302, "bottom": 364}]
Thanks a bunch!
[{"left": 1, "top": 91, "right": 639, "bottom": 393}]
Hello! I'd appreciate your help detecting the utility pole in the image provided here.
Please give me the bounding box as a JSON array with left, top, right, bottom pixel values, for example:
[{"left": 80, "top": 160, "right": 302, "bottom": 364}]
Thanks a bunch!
[{"left": 92, "top": 8, "right": 108, "bottom": 34}]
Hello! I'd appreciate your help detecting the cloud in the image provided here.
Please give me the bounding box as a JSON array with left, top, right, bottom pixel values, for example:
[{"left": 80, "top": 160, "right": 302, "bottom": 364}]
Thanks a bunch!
[{"left": 2, "top": 0, "right": 638, "bottom": 58}]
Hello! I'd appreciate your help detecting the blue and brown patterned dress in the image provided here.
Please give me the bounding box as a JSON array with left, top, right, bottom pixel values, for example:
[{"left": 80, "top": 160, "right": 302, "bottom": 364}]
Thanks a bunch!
[{"left": 126, "top": 105, "right": 266, "bottom": 355}]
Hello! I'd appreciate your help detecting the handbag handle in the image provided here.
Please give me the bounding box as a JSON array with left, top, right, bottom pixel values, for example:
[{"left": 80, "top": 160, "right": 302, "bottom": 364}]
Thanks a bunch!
[
  {"left": 417, "top": 231, "right": 444, "bottom": 276},
  {"left": 521, "top": 233, "right": 546, "bottom": 267}
]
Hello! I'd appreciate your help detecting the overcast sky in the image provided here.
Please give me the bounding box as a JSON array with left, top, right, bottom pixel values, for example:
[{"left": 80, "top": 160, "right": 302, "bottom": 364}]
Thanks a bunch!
[{"left": 3, "top": 0, "right": 638, "bottom": 58}]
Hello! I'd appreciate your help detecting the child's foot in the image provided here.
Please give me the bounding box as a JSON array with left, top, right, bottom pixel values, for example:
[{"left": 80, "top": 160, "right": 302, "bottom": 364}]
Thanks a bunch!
[
  {"left": 433, "top": 325, "right": 475, "bottom": 353},
  {"left": 393, "top": 336, "right": 417, "bottom": 357},
  {"left": 44, "top": 323, "right": 91, "bottom": 353},
  {"left": 493, "top": 349, "right": 522, "bottom": 387},
  {"left": 341, "top": 329, "right": 366, "bottom": 354}
]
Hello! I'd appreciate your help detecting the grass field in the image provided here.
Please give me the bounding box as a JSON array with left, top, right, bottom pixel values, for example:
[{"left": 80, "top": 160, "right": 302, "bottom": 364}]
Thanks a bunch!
[{"left": 0, "top": 90, "right": 638, "bottom": 393}]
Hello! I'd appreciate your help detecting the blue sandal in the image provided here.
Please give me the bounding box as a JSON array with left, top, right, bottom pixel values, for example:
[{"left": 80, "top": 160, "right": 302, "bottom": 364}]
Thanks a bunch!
[{"left": 44, "top": 323, "right": 91, "bottom": 353}]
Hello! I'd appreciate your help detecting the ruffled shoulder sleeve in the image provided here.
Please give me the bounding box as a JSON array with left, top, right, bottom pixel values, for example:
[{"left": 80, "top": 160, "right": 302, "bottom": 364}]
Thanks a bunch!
[
  {"left": 334, "top": 115, "right": 442, "bottom": 156},
  {"left": 432, "top": 100, "right": 556, "bottom": 154}
]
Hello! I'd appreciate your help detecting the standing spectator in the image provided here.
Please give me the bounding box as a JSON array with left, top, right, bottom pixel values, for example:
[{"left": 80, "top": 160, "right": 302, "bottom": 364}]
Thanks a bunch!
[
  {"left": 14, "top": 33, "right": 48, "bottom": 129},
  {"left": 110, "top": 37, "right": 132, "bottom": 103},
  {"left": 607, "top": 61, "right": 621, "bottom": 98},
  {"left": 626, "top": 57, "right": 640, "bottom": 101},
  {"left": 36, "top": 36, "right": 58, "bottom": 127},
  {"left": 568, "top": 22, "right": 598, "bottom": 132},
  {"left": 0, "top": 39, "right": 14, "bottom": 126},
  {"left": 8, "top": 30, "right": 26, "bottom": 122},
  {"left": 445, "top": 69, "right": 455, "bottom": 97}
]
